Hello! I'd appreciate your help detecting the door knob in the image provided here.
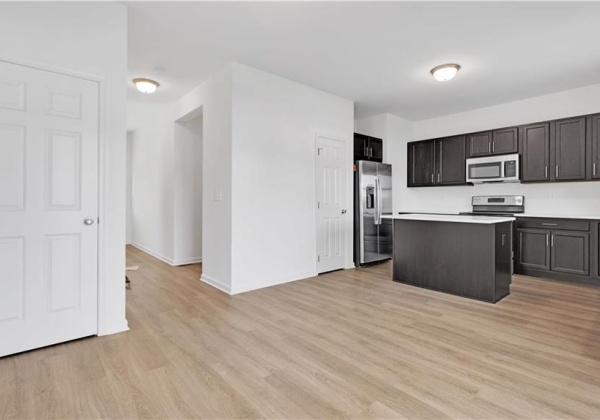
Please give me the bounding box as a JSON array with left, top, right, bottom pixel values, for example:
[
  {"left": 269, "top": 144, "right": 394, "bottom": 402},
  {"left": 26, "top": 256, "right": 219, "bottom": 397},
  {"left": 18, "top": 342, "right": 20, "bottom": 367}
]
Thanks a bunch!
[
  {"left": 341, "top": 209, "right": 347, "bottom": 214},
  {"left": 83, "top": 218, "right": 95, "bottom": 226}
]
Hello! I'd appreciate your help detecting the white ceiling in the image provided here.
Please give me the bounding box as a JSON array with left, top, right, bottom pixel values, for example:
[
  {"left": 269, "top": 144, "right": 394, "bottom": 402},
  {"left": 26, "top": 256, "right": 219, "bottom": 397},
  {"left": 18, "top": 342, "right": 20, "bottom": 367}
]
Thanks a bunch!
[{"left": 127, "top": 1, "right": 600, "bottom": 121}]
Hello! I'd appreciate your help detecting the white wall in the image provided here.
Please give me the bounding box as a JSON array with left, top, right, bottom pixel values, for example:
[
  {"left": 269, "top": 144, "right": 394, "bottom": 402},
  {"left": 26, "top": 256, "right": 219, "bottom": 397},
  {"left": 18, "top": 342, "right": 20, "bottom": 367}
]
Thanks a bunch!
[
  {"left": 128, "top": 64, "right": 233, "bottom": 292},
  {"left": 358, "top": 84, "right": 600, "bottom": 217},
  {"left": 230, "top": 63, "right": 354, "bottom": 294},
  {"left": 128, "top": 63, "right": 354, "bottom": 295},
  {"left": 175, "top": 64, "right": 233, "bottom": 292},
  {"left": 0, "top": 3, "right": 128, "bottom": 335},
  {"left": 126, "top": 131, "right": 134, "bottom": 245},
  {"left": 173, "top": 115, "right": 203, "bottom": 265},
  {"left": 127, "top": 101, "right": 176, "bottom": 262}
]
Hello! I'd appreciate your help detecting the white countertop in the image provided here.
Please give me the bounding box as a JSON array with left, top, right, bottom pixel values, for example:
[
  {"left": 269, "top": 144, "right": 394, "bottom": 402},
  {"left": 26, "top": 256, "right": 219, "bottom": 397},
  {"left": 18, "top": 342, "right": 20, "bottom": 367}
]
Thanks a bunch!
[
  {"left": 515, "top": 214, "right": 600, "bottom": 220},
  {"left": 397, "top": 211, "right": 600, "bottom": 220},
  {"left": 383, "top": 214, "right": 515, "bottom": 224}
]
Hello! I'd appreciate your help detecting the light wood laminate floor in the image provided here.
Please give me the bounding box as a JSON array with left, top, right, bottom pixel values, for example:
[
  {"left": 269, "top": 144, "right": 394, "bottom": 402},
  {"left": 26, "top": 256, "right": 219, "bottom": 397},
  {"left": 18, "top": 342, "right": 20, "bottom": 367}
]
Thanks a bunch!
[{"left": 1, "top": 245, "right": 600, "bottom": 419}]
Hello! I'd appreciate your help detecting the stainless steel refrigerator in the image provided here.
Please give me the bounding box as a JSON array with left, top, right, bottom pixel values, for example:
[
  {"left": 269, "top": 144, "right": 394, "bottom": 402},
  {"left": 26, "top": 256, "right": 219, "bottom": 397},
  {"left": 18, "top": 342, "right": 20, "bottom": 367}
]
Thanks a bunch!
[{"left": 354, "top": 161, "right": 393, "bottom": 266}]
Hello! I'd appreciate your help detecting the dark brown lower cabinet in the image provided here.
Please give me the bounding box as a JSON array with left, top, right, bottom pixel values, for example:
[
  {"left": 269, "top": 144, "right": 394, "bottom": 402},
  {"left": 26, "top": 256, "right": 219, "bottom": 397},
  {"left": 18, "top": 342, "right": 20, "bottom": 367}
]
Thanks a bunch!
[
  {"left": 550, "top": 231, "right": 590, "bottom": 276},
  {"left": 515, "top": 219, "right": 595, "bottom": 282},
  {"left": 517, "top": 229, "right": 550, "bottom": 271}
]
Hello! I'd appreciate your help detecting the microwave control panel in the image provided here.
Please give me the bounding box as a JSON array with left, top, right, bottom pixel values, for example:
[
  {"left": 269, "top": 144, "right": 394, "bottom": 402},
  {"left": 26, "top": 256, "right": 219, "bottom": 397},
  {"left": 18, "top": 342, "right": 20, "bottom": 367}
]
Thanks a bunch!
[{"left": 504, "top": 160, "right": 517, "bottom": 177}]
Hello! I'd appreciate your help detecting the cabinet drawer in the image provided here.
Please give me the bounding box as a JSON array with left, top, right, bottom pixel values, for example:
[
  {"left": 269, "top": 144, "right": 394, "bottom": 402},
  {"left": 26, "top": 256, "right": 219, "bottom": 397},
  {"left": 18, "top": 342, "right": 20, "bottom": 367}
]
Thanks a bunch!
[{"left": 516, "top": 218, "right": 589, "bottom": 231}]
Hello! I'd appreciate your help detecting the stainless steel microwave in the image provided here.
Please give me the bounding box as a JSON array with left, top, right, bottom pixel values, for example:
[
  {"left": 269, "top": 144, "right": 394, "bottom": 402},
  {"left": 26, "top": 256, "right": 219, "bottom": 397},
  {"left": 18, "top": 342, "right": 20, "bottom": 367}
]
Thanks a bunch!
[{"left": 466, "top": 154, "right": 520, "bottom": 184}]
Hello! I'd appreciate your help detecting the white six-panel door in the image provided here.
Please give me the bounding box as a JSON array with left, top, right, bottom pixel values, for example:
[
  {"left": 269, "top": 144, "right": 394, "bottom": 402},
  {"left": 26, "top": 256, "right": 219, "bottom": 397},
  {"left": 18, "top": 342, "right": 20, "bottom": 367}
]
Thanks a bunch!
[
  {"left": 0, "top": 60, "right": 99, "bottom": 357},
  {"left": 316, "top": 135, "right": 347, "bottom": 273}
]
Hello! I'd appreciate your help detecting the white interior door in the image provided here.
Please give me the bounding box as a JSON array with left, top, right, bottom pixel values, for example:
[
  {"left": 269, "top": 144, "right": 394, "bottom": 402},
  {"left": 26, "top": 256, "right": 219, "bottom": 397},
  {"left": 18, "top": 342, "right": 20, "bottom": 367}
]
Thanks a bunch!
[
  {"left": 316, "top": 135, "right": 347, "bottom": 273},
  {"left": 0, "top": 60, "right": 99, "bottom": 357}
]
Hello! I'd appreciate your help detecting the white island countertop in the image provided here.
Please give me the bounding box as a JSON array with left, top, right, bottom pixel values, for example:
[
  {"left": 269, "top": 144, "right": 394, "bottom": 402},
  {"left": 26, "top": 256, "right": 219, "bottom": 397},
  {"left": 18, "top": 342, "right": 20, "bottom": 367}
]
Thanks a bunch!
[{"left": 383, "top": 214, "right": 515, "bottom": 224}]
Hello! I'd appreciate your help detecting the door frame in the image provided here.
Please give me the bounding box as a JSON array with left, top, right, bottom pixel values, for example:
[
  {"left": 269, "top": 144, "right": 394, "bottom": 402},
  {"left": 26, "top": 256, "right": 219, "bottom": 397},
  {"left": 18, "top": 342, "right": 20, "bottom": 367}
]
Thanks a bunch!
[
  {"left": 0, "top": 55, "right": 115, "bottom": 336},
  {"left": 314, "top": 132, "right": 353, "bottom": 273}
]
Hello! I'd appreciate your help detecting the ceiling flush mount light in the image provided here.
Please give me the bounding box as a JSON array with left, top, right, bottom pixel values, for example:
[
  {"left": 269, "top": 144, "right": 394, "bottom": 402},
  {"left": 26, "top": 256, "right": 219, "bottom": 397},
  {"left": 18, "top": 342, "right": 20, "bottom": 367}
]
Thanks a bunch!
[
  {"left": 430, "top": 64, "right": 461, "bottom": 82},
  {"left": 133, "top": 78, "right": 160, "bottom": 94}
]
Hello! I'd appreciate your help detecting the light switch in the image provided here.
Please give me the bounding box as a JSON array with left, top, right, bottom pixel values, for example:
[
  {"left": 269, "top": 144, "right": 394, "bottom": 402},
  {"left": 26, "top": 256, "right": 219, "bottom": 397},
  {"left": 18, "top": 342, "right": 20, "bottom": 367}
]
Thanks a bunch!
[{"left": 213, "top": 190, "right": 223, "bottom": 202}]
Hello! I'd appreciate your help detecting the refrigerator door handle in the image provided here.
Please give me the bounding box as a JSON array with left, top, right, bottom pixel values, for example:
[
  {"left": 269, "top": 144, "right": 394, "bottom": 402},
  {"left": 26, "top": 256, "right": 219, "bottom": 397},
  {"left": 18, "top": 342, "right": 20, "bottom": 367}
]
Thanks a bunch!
[
  {"left": 378, "top": 177, "right": 383, "bottom": 224},
  {"left": 374, "top": 177, "right": 380, "bottom": 225},
  {"left": 375, "top": 176, "right": 383, "bottom": 225}
]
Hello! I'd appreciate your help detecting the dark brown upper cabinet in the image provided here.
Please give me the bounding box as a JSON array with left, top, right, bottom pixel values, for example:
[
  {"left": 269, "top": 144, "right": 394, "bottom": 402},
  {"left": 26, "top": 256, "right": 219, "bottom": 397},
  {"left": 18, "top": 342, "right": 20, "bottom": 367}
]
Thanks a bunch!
[
  {"left": 354, "top": 133, "right": 383, "bottom": 162},
  {"left": 411, "top": 112, "right": 600, "bottom": 187},
  {"left": 407, "top": 140, "right": 435, "bottom": 187},
  {"left": 520, "top": 122, "right": 551, "bottom": 182},
  {"left": 436, "top": 135, "right": 466, "bottom": 185},
  {"left": 408, "top": 136, "right": 466, "bottom": 187},
  {"left": 492, "top": 127, "right": 519, "bottom": 155},
  {"left": 590, "top": 114, "right": 600, "bottom": 180},
  {"left": 467, "top": 132, "right": 492, "bottom": 158},
  {"left": 468, "top": 128, "right": 518, "bottom": 158},
  {"left": 552, "top": 117, "right": 586, "bottom": 181}
]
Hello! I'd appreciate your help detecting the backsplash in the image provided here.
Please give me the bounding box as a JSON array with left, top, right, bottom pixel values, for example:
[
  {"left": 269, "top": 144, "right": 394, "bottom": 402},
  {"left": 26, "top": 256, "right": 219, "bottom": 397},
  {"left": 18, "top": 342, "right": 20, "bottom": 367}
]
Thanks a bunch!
[{"left": 401, "top": 181, "right": 600, "bottom": 215}]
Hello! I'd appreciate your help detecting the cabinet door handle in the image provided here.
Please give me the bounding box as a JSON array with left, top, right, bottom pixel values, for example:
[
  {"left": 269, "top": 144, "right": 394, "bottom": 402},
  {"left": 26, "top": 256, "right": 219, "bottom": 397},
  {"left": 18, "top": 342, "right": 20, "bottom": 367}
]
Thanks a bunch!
[
  {"left": 551, "top": 234, "right": 554, "bottom": 247},
  {"left": 492, "top": 141, "right": 495, "bottom": 153},
  {"left": 437, "top": 173, "right": 441, "bottom": 183},
  {"left": 488, "top": 142, "right": 491, "bottom": 153},
  {"left": 431, "top": 173, "right": 434, "bottom": 184},
  {"left": 545, "top": 166, "right": 548, "bottom": 179},
  {"left": 542, "top": 223, "right": 558, "bottom": 226},
  {"left": 556, "top": 166, "right": 559, "bottom": 178},
  {"left": 546, "top": 235, "right": 549, "bottom": 247}
]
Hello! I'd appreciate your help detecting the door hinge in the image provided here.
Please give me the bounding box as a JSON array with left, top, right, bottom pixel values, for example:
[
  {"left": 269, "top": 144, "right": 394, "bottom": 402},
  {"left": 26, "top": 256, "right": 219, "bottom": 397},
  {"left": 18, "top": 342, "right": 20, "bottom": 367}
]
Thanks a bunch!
[
  {"left": 317, "top": 255, "right": 320, "bottom": 262},
  {"left": 317, "top": 148, "right": 323, "bottom": 156},
  {"left": 317, "top": 201, "right": 320, "bottom": 209}
]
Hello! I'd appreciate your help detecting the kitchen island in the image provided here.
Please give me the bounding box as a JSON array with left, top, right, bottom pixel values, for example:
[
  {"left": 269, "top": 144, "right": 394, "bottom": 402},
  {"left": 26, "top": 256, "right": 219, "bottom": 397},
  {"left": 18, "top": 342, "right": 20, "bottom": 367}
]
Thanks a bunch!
[{"left": 385, "top": 214, "right": 514, "bottom": 303}]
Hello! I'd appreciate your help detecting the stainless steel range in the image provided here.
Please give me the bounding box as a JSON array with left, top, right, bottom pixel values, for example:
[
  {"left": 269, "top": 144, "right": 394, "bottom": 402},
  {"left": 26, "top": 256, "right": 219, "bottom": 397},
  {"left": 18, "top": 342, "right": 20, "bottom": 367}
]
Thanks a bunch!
[{"left": 460, "top": 195, "right": 525, "bottom": 216}]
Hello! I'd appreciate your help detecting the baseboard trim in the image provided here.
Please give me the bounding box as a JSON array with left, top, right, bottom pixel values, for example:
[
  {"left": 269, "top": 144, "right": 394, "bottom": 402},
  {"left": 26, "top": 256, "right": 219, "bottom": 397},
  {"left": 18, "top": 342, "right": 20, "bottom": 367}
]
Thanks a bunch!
[
  {"left": 200, "top": 274, "right": 232, "bottom": 295},
  {"left": 172, "top": 257, "right": 202, "bottom": 266},
  {"left": 231, "top": 271, "right": 318, "bottom": 295},
  {"left": 97, "top": 319, "right": 130, "bottom": 336},
  {"left": 130, "top": 242, "right": 174, "bottom": 265}
]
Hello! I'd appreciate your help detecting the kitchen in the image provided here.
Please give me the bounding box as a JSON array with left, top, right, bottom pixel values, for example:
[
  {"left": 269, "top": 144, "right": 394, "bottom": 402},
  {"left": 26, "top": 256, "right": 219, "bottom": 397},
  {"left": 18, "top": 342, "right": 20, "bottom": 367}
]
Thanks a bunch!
[{"left": 355, "top": 103, "right": 600, "bottom": 302}]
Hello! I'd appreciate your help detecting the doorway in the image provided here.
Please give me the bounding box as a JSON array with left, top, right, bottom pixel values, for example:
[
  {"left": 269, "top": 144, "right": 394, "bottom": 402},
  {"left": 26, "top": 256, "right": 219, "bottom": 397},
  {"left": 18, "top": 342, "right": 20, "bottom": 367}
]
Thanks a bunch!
[{"left": 173, "top": 110, "right": 203, "bottom": 265}]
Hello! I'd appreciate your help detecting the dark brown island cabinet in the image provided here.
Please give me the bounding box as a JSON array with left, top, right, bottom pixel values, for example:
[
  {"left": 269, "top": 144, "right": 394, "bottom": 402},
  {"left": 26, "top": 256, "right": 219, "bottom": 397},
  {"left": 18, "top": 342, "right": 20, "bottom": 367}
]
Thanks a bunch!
[
  {"left": 515, "top": 217, "right": 600, "bottom": 284},
  {"left": 408, "top": 112, "right": 600, "bottom": 187},
  {"left": 390, "top": 215, "right": 513, "bottom": 303},
  {"left": 354, "top": 133, "right": 383, "bottom": 162}
]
